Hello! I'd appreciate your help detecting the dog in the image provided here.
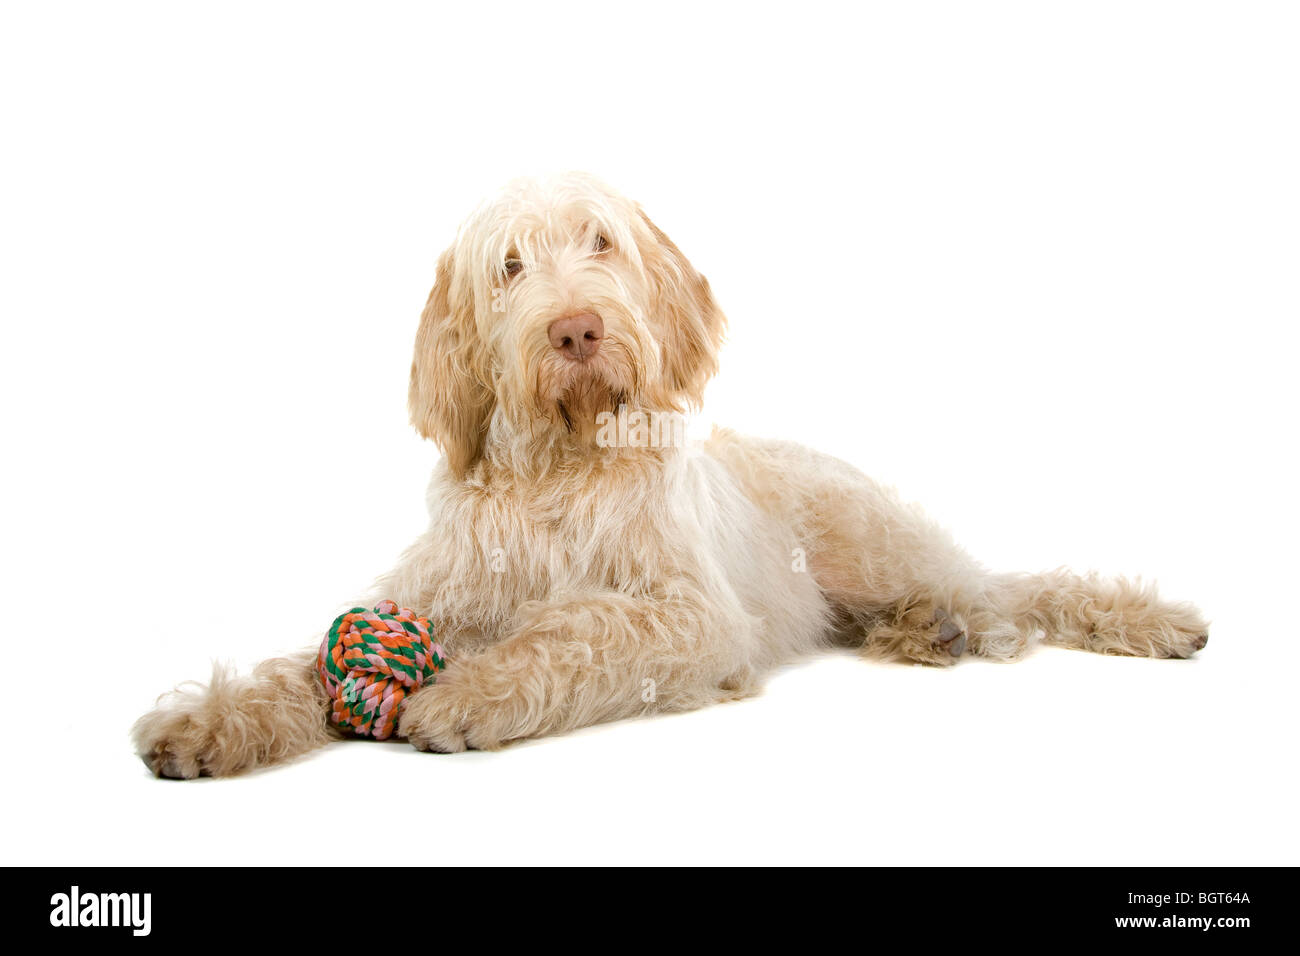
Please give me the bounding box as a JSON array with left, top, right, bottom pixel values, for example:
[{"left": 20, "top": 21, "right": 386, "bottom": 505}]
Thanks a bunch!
[{"left": 133, "top": 172, "right": 1209, "bottom": 777}]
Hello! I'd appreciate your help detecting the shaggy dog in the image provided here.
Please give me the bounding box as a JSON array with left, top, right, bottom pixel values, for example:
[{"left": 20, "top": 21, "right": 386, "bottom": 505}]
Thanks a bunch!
[{"left": 134, "top": 172, "right": 1209, "bottom": 778}]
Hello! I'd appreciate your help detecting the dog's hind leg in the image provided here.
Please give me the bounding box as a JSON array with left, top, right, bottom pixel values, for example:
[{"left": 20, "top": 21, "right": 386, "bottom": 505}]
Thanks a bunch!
[
  {"left": 830, "top": 554, "right": 1208, "bottom": 666},
  {"left": 827, "top": 546, "right": 1209, "bottom": 665},
  {"left": 802, "top": 482, "right": 1015, "bottom": 666},
  {"left": 708, "top": 431, "right": 1210, "bottom": 666},
  {"left": 132, "top": 648, "right": 337, "bottom": 778},
  {"left": 983, "top": 570, "right": 1209, "bottom": 659},
  {"left": 772, "top": 457, "right": 1205, "bottom": 663}
]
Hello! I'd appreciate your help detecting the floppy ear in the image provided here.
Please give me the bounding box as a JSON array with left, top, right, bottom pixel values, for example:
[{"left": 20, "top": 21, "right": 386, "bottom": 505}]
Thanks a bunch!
[
  {"left": 638, "top": 209, "right": 727, "bottom": 407},
  {"left": 408, "top": 248, "right": 494, "bottom": 477}
]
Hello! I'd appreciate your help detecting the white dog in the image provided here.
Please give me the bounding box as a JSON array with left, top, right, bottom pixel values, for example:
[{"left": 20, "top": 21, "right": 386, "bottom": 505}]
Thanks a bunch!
[{"left": 134, "top": 172, "right": 1209, "bottom": 777}]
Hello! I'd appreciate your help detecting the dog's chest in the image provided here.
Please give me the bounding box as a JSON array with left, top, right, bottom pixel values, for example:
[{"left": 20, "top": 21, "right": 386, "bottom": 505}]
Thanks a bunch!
[{"left": 458, "top": 460, "right": 687, "bottom": 600}]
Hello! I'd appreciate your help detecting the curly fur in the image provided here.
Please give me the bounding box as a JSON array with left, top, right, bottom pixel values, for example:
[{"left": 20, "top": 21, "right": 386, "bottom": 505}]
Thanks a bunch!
[{"left": 133, "top": 172, "right": 1209, "bottom": 777}]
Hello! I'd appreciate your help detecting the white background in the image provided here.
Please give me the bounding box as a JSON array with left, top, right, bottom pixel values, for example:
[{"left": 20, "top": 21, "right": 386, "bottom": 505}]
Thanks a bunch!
[{"left": 2, "top": 1, "right": 1296, "bottom": 865}]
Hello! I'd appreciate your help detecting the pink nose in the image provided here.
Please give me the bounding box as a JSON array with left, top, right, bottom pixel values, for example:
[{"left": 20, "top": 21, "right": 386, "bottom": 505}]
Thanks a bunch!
[{"left": 547, "top": 312, "right": 604, "bottom": 362}]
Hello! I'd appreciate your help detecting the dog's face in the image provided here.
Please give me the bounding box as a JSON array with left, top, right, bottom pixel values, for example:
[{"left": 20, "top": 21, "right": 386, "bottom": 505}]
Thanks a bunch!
[{"left": 409, "top": 173, "right": 725, "bottom": 475}]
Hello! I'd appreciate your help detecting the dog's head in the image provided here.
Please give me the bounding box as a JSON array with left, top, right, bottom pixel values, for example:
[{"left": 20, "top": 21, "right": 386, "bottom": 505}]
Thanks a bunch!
[{"left": 409, "top": 173, "right": 725, "bottom": 475}]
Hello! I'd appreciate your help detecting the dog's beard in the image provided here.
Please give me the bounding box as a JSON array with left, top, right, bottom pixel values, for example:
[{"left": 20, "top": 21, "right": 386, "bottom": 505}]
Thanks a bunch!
[
  {"left": 555, "top": 379, "right": 621, "bottom": 430},
  {"left": 538, "top": 338, "right": 639, "bottom": 437}
]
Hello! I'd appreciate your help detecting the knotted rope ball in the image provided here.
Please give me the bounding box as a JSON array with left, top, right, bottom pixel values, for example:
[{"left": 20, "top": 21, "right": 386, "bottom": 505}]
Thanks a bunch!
[{"left": 317, "top": 600, "right": 446, "bottom": 739}]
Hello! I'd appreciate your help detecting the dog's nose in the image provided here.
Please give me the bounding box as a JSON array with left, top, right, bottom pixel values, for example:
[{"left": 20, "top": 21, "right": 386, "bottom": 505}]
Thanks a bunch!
[{"left": 547, "top": 312, "right": 604, "bottom": 362}]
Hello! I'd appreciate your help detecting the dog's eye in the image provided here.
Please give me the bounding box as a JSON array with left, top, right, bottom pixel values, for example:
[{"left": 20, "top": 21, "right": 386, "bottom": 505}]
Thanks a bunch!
[
  {"left": 504, "top": 258, "right": 523, "bottom": 278},
  {"left": 594, "top": 234, "right": 610, "bottom": 253}
]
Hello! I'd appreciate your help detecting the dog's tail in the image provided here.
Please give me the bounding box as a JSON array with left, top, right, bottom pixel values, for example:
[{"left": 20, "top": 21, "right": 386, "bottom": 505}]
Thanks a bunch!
[{"left": 970, "top": 569, "right": 1209, "bottom": 660}]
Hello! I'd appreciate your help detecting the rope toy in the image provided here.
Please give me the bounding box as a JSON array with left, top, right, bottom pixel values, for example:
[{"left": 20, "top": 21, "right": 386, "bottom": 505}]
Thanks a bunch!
[{"left": 317, "top": 600, "right": 446, "bottom": 739}]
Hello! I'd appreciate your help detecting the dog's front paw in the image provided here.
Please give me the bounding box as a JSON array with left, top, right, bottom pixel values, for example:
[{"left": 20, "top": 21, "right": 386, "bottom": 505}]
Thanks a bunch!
[
  {"left": 133, "top": 704, "right": 219, "bottom": 779},
  {"left": 399, "top": 667, "right": 523, "bottom": 753},
  {"left": 133, "top": 656, "right": 334, "bottom": 778}
]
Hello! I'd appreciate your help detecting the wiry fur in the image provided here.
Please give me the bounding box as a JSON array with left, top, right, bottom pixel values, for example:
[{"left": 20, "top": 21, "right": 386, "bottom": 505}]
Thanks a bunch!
[{"left": 133, "top": 172, "right": 1208, "bottom": 777}]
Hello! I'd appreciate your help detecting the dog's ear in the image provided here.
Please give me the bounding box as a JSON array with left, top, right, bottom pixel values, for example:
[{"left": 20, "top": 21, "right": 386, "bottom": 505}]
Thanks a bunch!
[
  {"left": 408, "top": 247, "right": 494, "bottom": 477},
  {"left": 637, "top": 208, "right": 727, "bottom": 407}
]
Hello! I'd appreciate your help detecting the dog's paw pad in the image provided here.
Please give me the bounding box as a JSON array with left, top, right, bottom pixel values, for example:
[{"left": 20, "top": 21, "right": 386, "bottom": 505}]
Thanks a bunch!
[
  {"left": 140, "top": 748, "right": 209, "bottom": 780},
  {"left": 935, "top": 612, "right": 967, "bottom": 658}
]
